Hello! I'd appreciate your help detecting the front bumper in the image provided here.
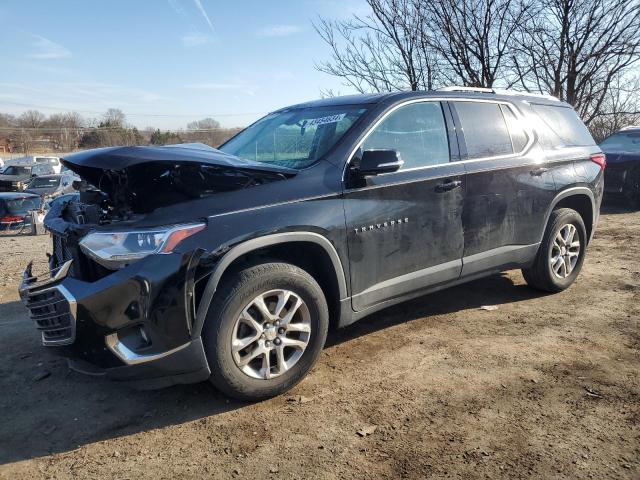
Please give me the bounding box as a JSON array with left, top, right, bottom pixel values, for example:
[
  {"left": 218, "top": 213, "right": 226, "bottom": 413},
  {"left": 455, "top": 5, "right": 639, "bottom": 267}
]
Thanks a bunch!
[{"left": 19, "top": 253, "right": 211, "bottom": 389}]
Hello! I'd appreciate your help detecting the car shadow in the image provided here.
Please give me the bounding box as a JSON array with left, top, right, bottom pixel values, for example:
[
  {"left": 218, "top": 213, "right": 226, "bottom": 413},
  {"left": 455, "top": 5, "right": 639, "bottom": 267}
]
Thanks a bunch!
[
  {"left": 326, "top": 272, "right": 547, "bottom": 347},
  {"left": 0, "top": 298, "right": 247, "bottom": 465},
  {"left": 0, "top": 273, "right": 546, "bottom": 465}
]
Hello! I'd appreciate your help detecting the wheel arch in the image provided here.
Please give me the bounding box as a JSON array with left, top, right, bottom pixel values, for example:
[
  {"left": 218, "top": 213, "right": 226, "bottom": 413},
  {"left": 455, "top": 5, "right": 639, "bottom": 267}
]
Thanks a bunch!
[
  {"left": 544, "top": 187, "right": 595, "bottom": 242},
  {"left": 192, "top": 232, "right": 347, "bottom": 337}
]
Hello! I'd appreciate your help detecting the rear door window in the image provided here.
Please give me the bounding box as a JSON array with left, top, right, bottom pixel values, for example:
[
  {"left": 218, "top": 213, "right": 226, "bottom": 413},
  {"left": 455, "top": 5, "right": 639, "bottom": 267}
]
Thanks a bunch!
[
  {"left": 500, "top": 105, "right": 529, "bottom": 153},
  {"left": 453, "top": 102, "right": 513, "bottom": 159},
  {"left": 362, "top": 101, "right": 450, "bottom": 169},
  {"left": 531, "top": 104, "right": 595, "bottom": 147}
]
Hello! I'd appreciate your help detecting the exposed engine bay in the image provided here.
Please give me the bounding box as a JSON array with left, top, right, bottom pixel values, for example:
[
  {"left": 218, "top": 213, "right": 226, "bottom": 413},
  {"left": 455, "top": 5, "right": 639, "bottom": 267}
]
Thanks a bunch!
[
  {"left": 43, "top": 143, "right": 296, "bottom": 278},
  {"left": 68, "top": 160, "right": 292, "bottom": 217}
]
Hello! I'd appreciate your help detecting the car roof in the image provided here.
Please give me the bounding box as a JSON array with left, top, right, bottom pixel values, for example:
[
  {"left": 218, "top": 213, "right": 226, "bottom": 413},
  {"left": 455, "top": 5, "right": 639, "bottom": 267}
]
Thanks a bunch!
[
  {"left": 0, "top": 192, "right": 39, "bottom": 200},
  {"left": 277, "top": 90, "right": 568, "bottom": 110}
]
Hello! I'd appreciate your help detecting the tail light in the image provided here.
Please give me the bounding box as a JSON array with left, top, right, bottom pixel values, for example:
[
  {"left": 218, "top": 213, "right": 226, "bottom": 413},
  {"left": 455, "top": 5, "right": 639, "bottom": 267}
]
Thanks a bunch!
[
  {"left": 0, "top": 215, "right": 24, "bottom": 224},
  {"left": 590, "top": 153, "right": 606, "bottom": 170}
]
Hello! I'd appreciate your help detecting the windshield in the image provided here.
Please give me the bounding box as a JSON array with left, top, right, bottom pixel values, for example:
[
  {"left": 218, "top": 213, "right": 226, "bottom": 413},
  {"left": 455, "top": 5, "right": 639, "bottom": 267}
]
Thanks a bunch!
[
  {"left": 219, "top": 106, "right": 367, "bottom": 169},
  {"left": 2, "top": 166, "right": 30, "bottom": 176},
  {"left": 2, "top": 197, "right": 40, "bottom": 215},
  {"left": 600, "top": 131, "right": 640, "bottom": 152},
  {"left": 28, "top": 176, "right": 60, "bottom": 188}
]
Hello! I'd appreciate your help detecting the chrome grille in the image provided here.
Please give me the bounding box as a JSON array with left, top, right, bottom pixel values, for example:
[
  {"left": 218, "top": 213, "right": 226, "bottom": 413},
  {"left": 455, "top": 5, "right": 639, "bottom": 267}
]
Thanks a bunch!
[
  {"left": 19, "top": 260, "right": 77, "bottom": 346},
  {"left": 52, "top": 233, "right": 74, "bottom": 267}
]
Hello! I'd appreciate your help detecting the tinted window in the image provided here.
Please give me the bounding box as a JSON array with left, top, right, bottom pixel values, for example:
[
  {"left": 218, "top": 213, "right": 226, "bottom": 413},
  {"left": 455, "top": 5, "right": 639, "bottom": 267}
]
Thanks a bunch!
[
  {"left": 4, "top": 197, "right": 40, "bottom": 215},
  {"left": 220, "top": 106, "right": 367, "bottom": 169},
  {"left": 600, "top": 131, "right": 640, "bottom": 152},
  {"left": 2, "top": 166, "right": 30, "bottom": 175},
  {"left": 362, "top": 102, "right": 449, "bottom": 169},
  {"left": 500, "top": 105, "right": 529, "bottom": 152},
  {"left": 28, "top": 176, "right": 61, "bottom": 188},
  {"left": 454, "top": 102, "right": 513, "bottom": 159},
  {"left": 531, "top": 104, "right": 595, "bottom": 147}
]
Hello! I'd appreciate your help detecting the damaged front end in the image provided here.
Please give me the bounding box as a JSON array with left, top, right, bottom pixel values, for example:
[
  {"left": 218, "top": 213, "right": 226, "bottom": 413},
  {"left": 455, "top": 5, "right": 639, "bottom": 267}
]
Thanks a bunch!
[{"left": 19, "top": 143, "right": 294, "bottom": 388}]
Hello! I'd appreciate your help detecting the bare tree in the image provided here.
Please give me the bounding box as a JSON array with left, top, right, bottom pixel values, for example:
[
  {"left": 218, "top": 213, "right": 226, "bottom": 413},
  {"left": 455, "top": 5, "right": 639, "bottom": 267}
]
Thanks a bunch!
[
  {"left": 420, "top": 0, "right": 534, "bottom": 87},
  {"left": 101, "top": 108, "right": 126, "bottom": 128},
  {"left": 512, "top": 0, "right": 640, "bottom": 125},
  {"left": 184, "top": 117, "right": 234, "bottom": 147},
  {"left": 588, "top": 75, "right": 640, "bottom": 142},
  {"left": 46, "top": 112, "right": 86, "bottom": 150},
  {"left": 314, "top": 0, "right": 441, "bottom": 92},
  {"left": 186, "top": 117, "right": 221, "bottom": 131},
  {"left": 18, "top": 110, "right": 45, "bottom": 129},
  {"left": 314, "top": 0, "right": 640, "bottom": 135}
]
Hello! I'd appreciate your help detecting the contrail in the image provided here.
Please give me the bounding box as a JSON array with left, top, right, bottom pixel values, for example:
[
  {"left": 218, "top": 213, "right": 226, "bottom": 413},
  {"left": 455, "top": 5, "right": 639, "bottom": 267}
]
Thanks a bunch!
[{"left": 193, "top": 0, "right": 214, "bottom": 32}]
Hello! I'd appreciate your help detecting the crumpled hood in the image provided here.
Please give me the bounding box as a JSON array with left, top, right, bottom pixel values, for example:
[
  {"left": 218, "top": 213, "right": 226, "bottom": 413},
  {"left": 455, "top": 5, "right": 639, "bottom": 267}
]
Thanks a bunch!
[
  {"left": 62, "top": 143, "right": 296, "bottom": 173},
  {"left": 61, "top": 143, "right": 296, "bottom": 215}
]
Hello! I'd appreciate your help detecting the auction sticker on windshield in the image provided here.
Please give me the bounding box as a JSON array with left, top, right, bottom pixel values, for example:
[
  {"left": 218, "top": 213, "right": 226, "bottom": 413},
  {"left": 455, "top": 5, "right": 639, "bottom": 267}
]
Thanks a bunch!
[{"left": 305, "top": 113, "right": 346, "bottom": 127}]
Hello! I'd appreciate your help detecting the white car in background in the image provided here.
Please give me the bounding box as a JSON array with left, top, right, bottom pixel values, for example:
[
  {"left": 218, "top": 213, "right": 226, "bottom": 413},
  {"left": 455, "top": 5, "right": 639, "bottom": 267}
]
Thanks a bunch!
[{"left": 4, "top": 155, "right": 62, "bottom": 173}]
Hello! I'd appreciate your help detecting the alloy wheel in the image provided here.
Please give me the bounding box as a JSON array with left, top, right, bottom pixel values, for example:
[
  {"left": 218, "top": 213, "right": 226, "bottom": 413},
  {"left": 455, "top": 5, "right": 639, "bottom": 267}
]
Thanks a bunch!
[
  {"left": 550, "top": 223, "right": 581, "bottom": 278},
  {"left": 231, "top": 289, "right": 311, "bottom": 380}
]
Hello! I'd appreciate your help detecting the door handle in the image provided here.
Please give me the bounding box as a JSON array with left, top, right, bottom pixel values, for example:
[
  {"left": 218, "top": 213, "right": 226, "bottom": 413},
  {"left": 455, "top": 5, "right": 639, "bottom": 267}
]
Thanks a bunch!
[
  {"left": 435, "top": 180, "right": 462, "bottom": 193},
  {"left": 530, "top": 167, "right": 549, "bottom": 176}
]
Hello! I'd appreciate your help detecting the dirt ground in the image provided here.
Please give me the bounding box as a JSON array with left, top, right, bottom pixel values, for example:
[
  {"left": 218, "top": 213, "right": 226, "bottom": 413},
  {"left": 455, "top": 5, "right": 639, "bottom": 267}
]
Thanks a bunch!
[{"left": 0, "top": 201, "right": 638, "bottom": 479}]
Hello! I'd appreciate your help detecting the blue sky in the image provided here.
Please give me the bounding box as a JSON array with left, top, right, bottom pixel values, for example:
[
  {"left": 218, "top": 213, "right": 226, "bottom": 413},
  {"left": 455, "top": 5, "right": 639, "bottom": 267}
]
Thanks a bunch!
[{"left": 0, "top": 0, "right": 368, "bottom": 129}]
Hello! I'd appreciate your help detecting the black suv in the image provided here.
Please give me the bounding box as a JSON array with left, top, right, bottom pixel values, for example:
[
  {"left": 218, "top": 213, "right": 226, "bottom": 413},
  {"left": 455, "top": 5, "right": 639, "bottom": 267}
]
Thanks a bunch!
[{"left": 20, "top": 89, "right": 604, "bottom": 400}]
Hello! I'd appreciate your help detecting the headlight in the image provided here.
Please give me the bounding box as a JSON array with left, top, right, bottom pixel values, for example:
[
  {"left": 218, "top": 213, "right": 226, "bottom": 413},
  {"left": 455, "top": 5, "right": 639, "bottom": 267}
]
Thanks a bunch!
[{"left": 79, "top": 223, "right": 205, "bottom": 269}]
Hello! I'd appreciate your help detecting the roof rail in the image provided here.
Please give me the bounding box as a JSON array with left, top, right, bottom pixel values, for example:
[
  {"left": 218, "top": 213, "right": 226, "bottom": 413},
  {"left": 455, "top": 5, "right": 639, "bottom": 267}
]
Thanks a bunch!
[
  {"left": 437, "top": 86, "right": 560, "bottom": 102},
  {"left": 438, "top": 86, "right": 493, "bottom": 93}
]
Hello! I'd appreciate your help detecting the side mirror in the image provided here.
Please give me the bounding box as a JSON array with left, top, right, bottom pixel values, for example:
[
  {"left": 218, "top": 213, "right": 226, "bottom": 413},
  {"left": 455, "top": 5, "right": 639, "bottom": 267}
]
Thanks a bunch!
[{"left": 357, "top": 149, "right": 403, "bottom": 176}]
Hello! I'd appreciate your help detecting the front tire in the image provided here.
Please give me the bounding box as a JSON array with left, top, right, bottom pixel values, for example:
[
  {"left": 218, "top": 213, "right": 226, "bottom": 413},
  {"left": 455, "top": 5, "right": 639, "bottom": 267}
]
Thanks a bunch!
[
  {"left": 203, "top": 261, "right": 329, "bottom": 401},
  {"left": 522, "top": 208, "right": 587, "bottom": 292}
]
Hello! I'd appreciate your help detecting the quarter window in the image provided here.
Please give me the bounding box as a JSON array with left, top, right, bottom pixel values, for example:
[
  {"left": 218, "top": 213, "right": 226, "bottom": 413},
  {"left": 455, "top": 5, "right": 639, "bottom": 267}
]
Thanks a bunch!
[
  {"left": 454, "top": 102, "right": 513, "bottom": 158},
  {"left": 362, "top": 102, "right": 450, "bottom": 170},
  {"left": 531, "top": 104, "right": 595, "bottom": 147}
]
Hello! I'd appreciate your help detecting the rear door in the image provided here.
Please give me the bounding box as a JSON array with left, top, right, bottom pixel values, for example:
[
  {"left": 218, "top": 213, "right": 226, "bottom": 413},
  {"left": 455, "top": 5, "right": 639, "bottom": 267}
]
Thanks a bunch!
[
  {"left": 343, "top": 100, "right": 465, "bottom": 311},
  {"left": 450, "top": 100, "right": 556, "bottom": 276}
]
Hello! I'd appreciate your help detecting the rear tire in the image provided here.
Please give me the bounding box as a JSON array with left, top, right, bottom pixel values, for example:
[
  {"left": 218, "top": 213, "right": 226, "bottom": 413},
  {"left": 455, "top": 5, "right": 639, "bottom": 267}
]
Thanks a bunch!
[
  {"left": 522, "top": 208, "right": 587, "bottom": 292},
  {"left": 624, "top": 168, "right": 640, "bottom": 209},
  {"left": 203, "top": 261, "right": 329, "bottom": 401}
]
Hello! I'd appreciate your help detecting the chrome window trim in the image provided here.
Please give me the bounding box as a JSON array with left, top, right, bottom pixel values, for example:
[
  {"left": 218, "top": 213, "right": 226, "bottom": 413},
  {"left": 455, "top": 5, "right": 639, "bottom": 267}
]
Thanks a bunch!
[
  {"left": 342, "top": 97, "right": 535, "bottom": 182},
  {"left": 345, "top": 155, "right": 574, "bottom": 193}
]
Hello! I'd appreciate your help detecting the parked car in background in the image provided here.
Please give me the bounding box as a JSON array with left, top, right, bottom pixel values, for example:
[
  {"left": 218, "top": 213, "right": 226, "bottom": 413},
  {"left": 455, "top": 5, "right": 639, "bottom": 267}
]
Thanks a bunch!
[
  {"left": 44, "top": 192, "right": 79, "bottom": 211},
  {"left": 4, "top": 155, "right": 62, "bottom": 174},
  {"left": 0, "top": 192, "right": 41, "bottom": 231},
  {"left": 20, "top": 89, "right": 603, "bottom": 400},
  {"left": 25, "top": 173, "right": 79, "bottom": 198},
  {"left": 0, "top": 164, "right": 56, "bottom": 192},
  {"left": 600, "top": 126, "right": 640, "bottom": 207}
]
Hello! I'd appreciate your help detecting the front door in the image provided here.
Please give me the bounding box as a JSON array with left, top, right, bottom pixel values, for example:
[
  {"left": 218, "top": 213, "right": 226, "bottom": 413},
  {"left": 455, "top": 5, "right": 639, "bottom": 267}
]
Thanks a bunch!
[{"left": 343, "top": 101, "right": 465, "bottom": 312}]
